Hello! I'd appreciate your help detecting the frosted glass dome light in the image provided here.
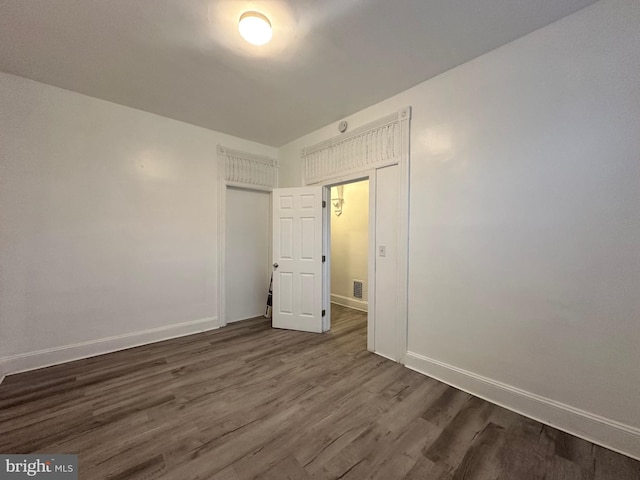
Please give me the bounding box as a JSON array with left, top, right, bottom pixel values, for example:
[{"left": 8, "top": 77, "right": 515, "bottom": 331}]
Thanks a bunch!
[{"left": 238, "top": 12, "right": 272, "bottom": 46}]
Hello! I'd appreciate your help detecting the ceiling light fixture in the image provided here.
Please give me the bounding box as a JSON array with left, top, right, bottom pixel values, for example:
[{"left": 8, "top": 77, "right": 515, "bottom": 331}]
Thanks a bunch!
[{"left": 238, "top": 11, "right": 272, "bottom": 46}]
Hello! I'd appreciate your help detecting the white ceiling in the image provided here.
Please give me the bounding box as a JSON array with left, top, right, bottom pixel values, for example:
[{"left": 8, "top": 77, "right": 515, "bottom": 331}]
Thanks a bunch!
[{"left": 0, "top": 0, "right": 598, "bottom": 146}]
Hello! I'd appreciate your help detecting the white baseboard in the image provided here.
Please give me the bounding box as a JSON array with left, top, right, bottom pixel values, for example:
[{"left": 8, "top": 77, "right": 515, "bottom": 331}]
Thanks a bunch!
[
  {"left": 331, "top": 294, "right": 368, "bottom": 312},
  {"left": 0, "top": 359, "right": 6, "bottom": 387},
  {"left": 405, "top": 351, "right": 640, "bottom": 461},
  {"left": 226, "top": 312, "right": 266, "bottom": 324},
  {"left": 1, "top": 316, "right": 219, "bottom": 376}
]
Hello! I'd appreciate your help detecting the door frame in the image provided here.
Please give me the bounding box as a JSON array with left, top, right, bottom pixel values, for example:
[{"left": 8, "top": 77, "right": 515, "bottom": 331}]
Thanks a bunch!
[
  {"left": 317, "top": 165, "right": 407, "bottom": 363},
  {"left": 217, "top": 145, "right": 278, "bottom": 328},
  {"left": 218, "top": 181, "right": 273, "bottom": 328},
  {"left": 320, "top": 171, "right": 376, "bottom": 351},
  {"left": 303, "top": 107, "right": 410, "bottom": 363}
]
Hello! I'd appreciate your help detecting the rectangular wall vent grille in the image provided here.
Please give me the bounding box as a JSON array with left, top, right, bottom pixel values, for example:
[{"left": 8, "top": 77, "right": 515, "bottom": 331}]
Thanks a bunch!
[{"left": 353, "top": 280, "right": 363, "bottom": 299}]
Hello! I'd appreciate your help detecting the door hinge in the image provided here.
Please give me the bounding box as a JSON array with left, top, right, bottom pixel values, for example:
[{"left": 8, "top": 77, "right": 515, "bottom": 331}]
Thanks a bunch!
[
  {"left": 322, "top": 309, "right": 326, "bottom": 317},
  {"left": 322, "top": 255, "right": 326, "bottom": 263},
  {"left": 322, "top": 200, "right": 326, "bottom": 208}
]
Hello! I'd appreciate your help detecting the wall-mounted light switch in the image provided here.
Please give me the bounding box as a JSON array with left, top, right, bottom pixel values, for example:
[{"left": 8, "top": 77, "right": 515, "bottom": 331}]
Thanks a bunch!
[{"left": 378, "top": 245, "right": 386, "bottom": 257}]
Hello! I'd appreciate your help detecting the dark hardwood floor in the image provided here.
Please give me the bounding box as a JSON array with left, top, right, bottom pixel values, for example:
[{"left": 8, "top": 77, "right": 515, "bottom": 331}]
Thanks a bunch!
[{"left": 1, "top": 304, "right": 639, "bottom": 479}]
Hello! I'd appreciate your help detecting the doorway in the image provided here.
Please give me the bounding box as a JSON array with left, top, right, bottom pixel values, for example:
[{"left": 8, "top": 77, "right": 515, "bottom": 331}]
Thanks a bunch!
[
  {"left": 328, "top": 179, "right": 370, "bottom": 339},
  {"left": 225, "top": 186, "right": 271, "bottom": 324},
  {"left": 270, "top": 168, "right": 405, "bottom": 361},
  {"left": 319, "top": 164, "right": 401, "bottom": 361}
]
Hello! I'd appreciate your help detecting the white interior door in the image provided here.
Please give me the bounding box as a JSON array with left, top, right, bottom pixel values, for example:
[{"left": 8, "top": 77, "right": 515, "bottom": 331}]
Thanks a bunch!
[{"left": 272, "top": 186, "right": 326, "bottom": 333}]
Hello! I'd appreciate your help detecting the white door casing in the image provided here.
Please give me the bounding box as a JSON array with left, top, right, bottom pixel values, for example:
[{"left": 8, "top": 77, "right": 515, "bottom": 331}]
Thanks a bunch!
[
  {"left": 217, "top": 145, "right": 278, "bottom": 328},
  {"left": 272, "top": 186, "right": 326, "bottom": 333},
  {"left": 373, "top": 165, "right": 399, "bottom": 361},
  {"left": 301, "top": 107, "right": 411, "bottom": 363}
]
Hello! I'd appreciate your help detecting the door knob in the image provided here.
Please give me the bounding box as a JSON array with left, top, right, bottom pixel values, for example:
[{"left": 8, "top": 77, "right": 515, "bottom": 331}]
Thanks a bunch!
[{"left": 273, "top": 263, "right": 279, "bottom": 269}]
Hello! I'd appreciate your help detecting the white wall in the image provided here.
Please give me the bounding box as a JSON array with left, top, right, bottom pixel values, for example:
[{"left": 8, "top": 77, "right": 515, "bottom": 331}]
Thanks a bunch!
[
  {"left": 225, "top": 187, "right": 271, "bottom": 323},
  {"left": 372, "top": 167, "right": 399, "bottom": 360},
  {"left": 0, "top": 72, "right": 276, "bottom": 373},
  {"left": 330, "top": 181, "right": 369, "bottom": 311},
  {"left": 278, "top": 0, "right": 640, "bottom": 458}
]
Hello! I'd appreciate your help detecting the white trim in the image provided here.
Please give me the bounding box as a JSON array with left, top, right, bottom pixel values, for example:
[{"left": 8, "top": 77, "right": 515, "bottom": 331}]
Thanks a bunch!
[
  {"left": 375, "top": 351, "right": 397, "bottom": 363},
  {"left": 303, "top": 112, "right": 399, "bottom": 156},
  {"left": 330, "top": 294, "right": 368, "bottom": 312},
  {"left": 405, "top": 351, "right": 640, "bottom": 461},
  {"left": 218, "top": 154, "right": 227, "bottom": 328},
  {"left": 217, "top": 145, "right": 278, "bottom": 328},
  {"left": 322, "top": 187, "right": 331, "bottom": 332},
  {"left": 310, "top": 171, "right": 371, "bottom": 187},
  {"left": 0, "top": 360, "right": 6, "bottom": 386},
  {"left": 302, "top": 109, "right": 408, "bottom": 185},
  {"left": 218, "top": 145, "right": 278, "bottom": 189},
  {"left": 396, "top": 106, "right": 411, "bottom": 363},
  {"left": 367, "top": 172, "right": 377, "bottom": 353},
  {"left": 225, "top": 181, "right": 273, "bottom": 192},
  {"left": 226, "top": 314, "right": 264, "bottom": 324},
  {"left": 1, "top": 317, "right": 219, "bottom": 375}
]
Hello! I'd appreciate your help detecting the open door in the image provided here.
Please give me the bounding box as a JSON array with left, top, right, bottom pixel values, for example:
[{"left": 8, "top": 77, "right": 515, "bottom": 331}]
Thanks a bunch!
[{"left": 272, "top": 186, "right": 326, "bottom": 333}]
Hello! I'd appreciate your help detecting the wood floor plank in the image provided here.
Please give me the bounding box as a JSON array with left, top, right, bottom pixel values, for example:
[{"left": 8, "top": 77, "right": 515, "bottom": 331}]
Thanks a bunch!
[
  {"left": 256, "top": 456, "right": 312, "bottom": 480},
  {"left": 423, "top": 396, "right": 496, "bottom": 468},
  {"left": 451, "top": 422, "right": 506, "bottom": 480},
  {"left": 377, "top": 377, "right": 448, "bottom": 434},
  {"left": 593, "top": 445, "right": 640, "bottom": 480},
  {"left": 421, "top": 385, "right": 471, "bottom": 428},
  {"left": 0, "top": 304, "right": 638, "bottom": 479},
  {"left": 404, "top": 456, "right": 453, "bottom": 480},
  {"left": 369, "top": 418, "right": 443, "bottom": 480}
]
